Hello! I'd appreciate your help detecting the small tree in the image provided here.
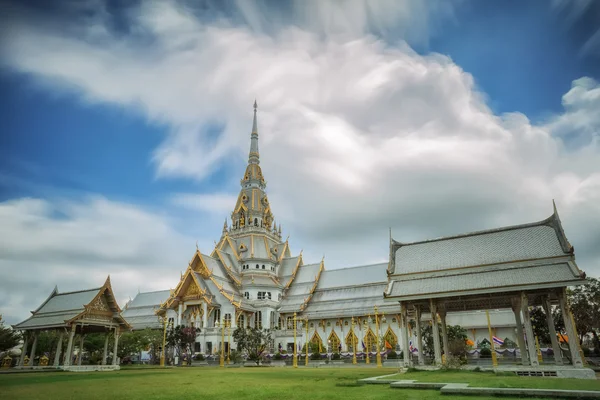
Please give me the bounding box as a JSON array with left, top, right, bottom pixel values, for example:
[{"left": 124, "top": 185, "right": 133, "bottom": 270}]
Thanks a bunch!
[
  {"left": 0, "top": 318, "right": 21, "bottom": 353},
  {"left": 233, "top": 327, "right": 272, "bottom": 365}
]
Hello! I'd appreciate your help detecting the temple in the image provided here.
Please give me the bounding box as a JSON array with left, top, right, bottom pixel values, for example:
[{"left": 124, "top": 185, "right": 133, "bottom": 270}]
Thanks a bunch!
[
  {"left": 13, "top": 277, "right": 130, "bottom": 370},
  {"left": 121, "top": 102, "right": 589, "bottom": 367}
]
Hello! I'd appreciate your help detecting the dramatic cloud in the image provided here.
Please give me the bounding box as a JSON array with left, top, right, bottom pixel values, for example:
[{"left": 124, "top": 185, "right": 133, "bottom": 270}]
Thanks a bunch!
[
  {"left": 1, "top": 0, "right": 599, "bottom": 322},
  {"left": 0, "top": 197, "right": 197, "bottom": 323}
]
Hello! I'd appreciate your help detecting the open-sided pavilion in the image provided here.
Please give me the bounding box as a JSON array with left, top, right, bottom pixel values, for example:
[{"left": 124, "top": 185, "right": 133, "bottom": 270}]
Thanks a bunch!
[
  {"left": 13, "top": 276, "right": 130, "bottom": 371},
  {"left": 385, "top": 204, "right": 588, "bottom": 370}
]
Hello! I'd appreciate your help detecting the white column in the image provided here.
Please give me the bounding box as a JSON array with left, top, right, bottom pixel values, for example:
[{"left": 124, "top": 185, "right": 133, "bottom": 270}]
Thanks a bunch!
[
  {"left": 430, "top": 300, "right": 442, "bottom": 365},
  {"left": 521, "top": 293, "right": 539, "bottom": 367},
  {"left": 558, "top": 289, "right": 583, "bottom": 367},
  {"left": 77, "top": 335, "right": 85, "bottom": 366},
  {"left": 401, "top": 303, "right": 410, "bottom": 367},
  {"left": 542, "top": 296, "right": 563, "bottom": 365},
  {"left": 202, "top": 302, "right": 208, "bottom": 328},
  {"left": 511, "top": 297, "right": 528, "bottom": 365},
  {"left": 53, "top": 331, "right": 64, "bottom": 367},
  {"left": 439, "top": 307, "right": 450, "bottom": 363},
  {"left": 112, "top": 327, "right": 120, "bottom": 366},
  {"left": 415, "top": 305, "right": 425, "bottom": 366},
  {"left": 64, "top": 326, "right": 76, "bottom": 366},
  {"left": 19, "top": 333, "right": 29, "bottom": 366},
  {"left": 102, "top": 333, "right": 109, "bottom": 365},
  {"left": 177, "top": 303, "right": 183, "bottom": 326},
  {"left": 29, "top": 332, "right": 39, "bottom": 366}
]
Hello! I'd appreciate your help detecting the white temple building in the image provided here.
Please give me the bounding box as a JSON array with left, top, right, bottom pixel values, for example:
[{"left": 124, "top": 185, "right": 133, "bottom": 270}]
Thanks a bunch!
[{"left": 122, "top": 102, "right": 588, "bottom": 366}]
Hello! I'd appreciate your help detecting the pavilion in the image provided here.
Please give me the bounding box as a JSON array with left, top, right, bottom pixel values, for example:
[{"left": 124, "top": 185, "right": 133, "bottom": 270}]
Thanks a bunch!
[
  {"left": 384, "top": 203, "right": 588, "bottom": 371},
  {"left": 13, "top": 276, "right": 130, "bottom": 371}
]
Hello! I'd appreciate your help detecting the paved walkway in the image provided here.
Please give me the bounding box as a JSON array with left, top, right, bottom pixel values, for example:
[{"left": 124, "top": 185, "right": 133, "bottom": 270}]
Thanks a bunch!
[{"left": 359, "top": 374, "right": 600, "bottom": 398}]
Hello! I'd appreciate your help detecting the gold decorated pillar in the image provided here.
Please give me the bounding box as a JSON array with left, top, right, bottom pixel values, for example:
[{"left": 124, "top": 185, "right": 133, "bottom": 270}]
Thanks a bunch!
[
  {"left": 304, "top": 318, "right": 309, "bottom": 366},
  {"left": 558, "top": 289, "right": 583, "bottom": 367},
  {"left": 438, "top": 306, "right": 449, "bottom": 365},
  {"left": 401, "top": 303, "right": 410, "bottom": 367},
  {"left": 485, "top": 310, "right": 498, "bottom": 368},
  {"left": 374, "top": 307, "right": 382, "bottom": 368},
  {"left": 77, "top": 334, "right": 85, "bottom": 366},
  {"left": 351, "top": 317, "right": 357, "bottom": 365},
  {"left": 220, "top": 319, "right": 225, "bottom": 367}
]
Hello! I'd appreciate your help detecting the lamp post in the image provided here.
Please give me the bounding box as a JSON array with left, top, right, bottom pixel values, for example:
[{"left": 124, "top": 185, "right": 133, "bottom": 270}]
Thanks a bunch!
[
  {"left": 160, "top": 317, "right": 169, "bottom": 367},
  {"left": 351, "top": 317, "right": 357, "bottom": 365},
  {"left": 374, "top": 306, "right": 382, "bottom": 368},
  {"left": 485, "top": 310, "right": 498, "bottom": 368},
  {"left": 227, "top": 320, "right": 231, "bottom": 365},
  {"left": 219, "top": 320, "right": 225, "bottom": 368},
  {"left": 293, "top": 313, "right": 298, "bottom": 368},
  {"left": 302, "top": 318, "right": 309, "bottom": 366},
  {"left": 364, "top": 319, "right": 370, "bottom": 364},
  {"left": 327, "top": 340, "right": 331, "bottom": 363}
]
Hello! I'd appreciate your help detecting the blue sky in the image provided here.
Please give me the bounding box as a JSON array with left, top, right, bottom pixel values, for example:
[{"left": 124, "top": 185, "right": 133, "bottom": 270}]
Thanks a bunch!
[{"left": 1, "top": 0, "right": 599, "bottom": 323}]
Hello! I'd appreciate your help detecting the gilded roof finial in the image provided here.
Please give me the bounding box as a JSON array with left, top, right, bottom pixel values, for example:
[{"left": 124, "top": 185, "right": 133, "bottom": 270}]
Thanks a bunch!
[{"left": 196, "top": 240, "right": 199, "bottom": 251}]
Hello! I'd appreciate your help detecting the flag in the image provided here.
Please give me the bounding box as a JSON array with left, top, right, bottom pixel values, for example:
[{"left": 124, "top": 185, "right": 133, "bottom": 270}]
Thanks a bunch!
[
  {"left": 409, "top": 340, "right": 418, "bottom": 353},
  {"left": 385, "top": 340, "right": 392, "bottom": 349},
  {"left": 362, "top": 341, "right": 366, "bottom": 350},
  {"left": 492, "top": 336, "right": 504, "bottom": 346},
  {"left": 278, "top": 343, "right": 282, "bottom": 352}
]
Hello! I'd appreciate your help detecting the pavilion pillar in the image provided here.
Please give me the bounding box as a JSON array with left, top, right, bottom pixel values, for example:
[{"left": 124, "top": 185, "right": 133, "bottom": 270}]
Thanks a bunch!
[
  {"left": 429, "top": 300, "right": 442, "bottom": 365},
  {"left": 439, "top": 306, "right": 450, "bottom": 364},
  {"left": 414, "top": 305, "right": 425, "bottom": 366},
  {"left": 102, "top": 332, "right": 110, "bottom": 365},
  {"left": 53, "top": 331, "right": 64, "bottom": 367},
  {"left": 542, "top": 296, "right": 562, "bottom": 365},
  {"left": 64, "top": 325, "right": 76, "bottom": 366},
  {"left": 520, "top": 293, "right": 539, "bottom": 367},
  {"left": 112, "top": 327, "right": 120, "bottom": 366},
  {"left": 19, "top": 333, "right": 29, "bottom": 366},
  {"left": 202, "top": 302, "right": 208, "bottom": 328},
  {"left": 401, "top": 303, "right": 410, "bottom": 367},
  {"left": 29, "top": 332, "right": 39, "bottom": 366},
  {"left": 77, "top": 334, "right": 85, "bottom": 366},
  {"left": 511, "top": 297, "right": 528, "bottom": 365},
  {"left": 558, "top": 289, "right": 583, "bottom": 367},
  {"left": 177, "top": 303, "right": 183, "bottom": 326}
]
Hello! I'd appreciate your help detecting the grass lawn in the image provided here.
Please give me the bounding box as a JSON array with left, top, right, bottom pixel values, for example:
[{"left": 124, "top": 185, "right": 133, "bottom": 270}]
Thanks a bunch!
[{"left": 0, "top": 367, "right": 597, "bottom": 400}]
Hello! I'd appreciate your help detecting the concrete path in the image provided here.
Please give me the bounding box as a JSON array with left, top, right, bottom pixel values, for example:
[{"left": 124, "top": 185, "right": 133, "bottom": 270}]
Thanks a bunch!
[{"left": 359, "top": 375, "right": 600, "bottom": 398}]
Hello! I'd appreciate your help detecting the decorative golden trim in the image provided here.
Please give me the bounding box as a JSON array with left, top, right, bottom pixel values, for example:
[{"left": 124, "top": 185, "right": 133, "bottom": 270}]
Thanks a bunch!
[
  {"left": 285, "top": 253, "right": 303, "bottom": 289},
  {"left": 215, "top": 250, "right": 241, "bottom": 286}
]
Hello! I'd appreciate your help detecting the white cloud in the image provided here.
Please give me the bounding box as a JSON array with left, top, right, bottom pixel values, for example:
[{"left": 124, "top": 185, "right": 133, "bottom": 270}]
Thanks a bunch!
[
  {"left": 0, "top": 0, "right": 599, "bottom": 323},
  {"left": 0, "top": 197, "right": 197, "bottom": 324}
]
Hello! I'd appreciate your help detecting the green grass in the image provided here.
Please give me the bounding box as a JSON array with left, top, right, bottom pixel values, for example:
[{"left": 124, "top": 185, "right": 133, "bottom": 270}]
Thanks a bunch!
[
  {"left": 0, "top": 367, "right": 597, "bottom": 400},
  {"left": 380, "top": 369, "right": 600, "bottom": 391}
]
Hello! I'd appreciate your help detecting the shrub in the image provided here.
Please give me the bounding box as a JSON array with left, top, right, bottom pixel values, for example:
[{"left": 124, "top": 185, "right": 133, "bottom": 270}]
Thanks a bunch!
[
  {"left": 194, "top": 353, "right": 205, "bottom": 361},
  {"left": 582, "top": 347, "right": 591, "bottom": 357},
  {"left": 331, "top": 352, "right": 340, "bottom": 360},
  {"left": 594, "top": 348, "right": 600, "bottom": 357},
  {"left": 387, "top": 351, "right": 397, "bottom": 359},
  {"left": 310, "top": 352, "right": 321, "bottom": 360},
  {"left": 273, "top": 352, "right": 283, "bottom": 360},
  {"left": 480, "top": 347, "right": 492, "bottom": 358}
]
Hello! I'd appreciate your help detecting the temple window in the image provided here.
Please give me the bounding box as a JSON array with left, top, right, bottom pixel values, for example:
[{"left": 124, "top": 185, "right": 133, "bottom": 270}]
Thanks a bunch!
[
  {"left": 255, "top": 311, "right": 262, "bottom": 329},
  {"left": 256, "top": 264, "right": 259, "bottom": 269},
  {"left": 224, "top": 313, "right": 232, "bottom": 326},
  {"left": 310, "top": 322, "right": 314, "bottom": 328},
  {"left": 392, "top": 318, "right": 397, "bottom": 323},
  {"left": 254, "top": 218, "right": 258, "bottom": 226},
  {"left": 213, "top": 309, "right": 221, "bottom": 326},
  {"left": 244, "top": 292, "right": 250, "bottom": 299},
  {"left": 270, "top": 311, "right": 276, "bottom": 329},
  {"left": 344, "top": 321, "right": 349, "bottom": 326},
  {"left": 327, "top": 321, "right": 331, "bottom": 327},
  {"left": 286, "top": 316, "right": 293, "bottom": 329},
  {"left": 267, "top": 292, "right": 272, "bottom": 300},
  {"left": 238, "top": 314, "right": 245, "bottom": 327},
  {"left": 262, "top": 265, "right": 265, "bottom": 269}
]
